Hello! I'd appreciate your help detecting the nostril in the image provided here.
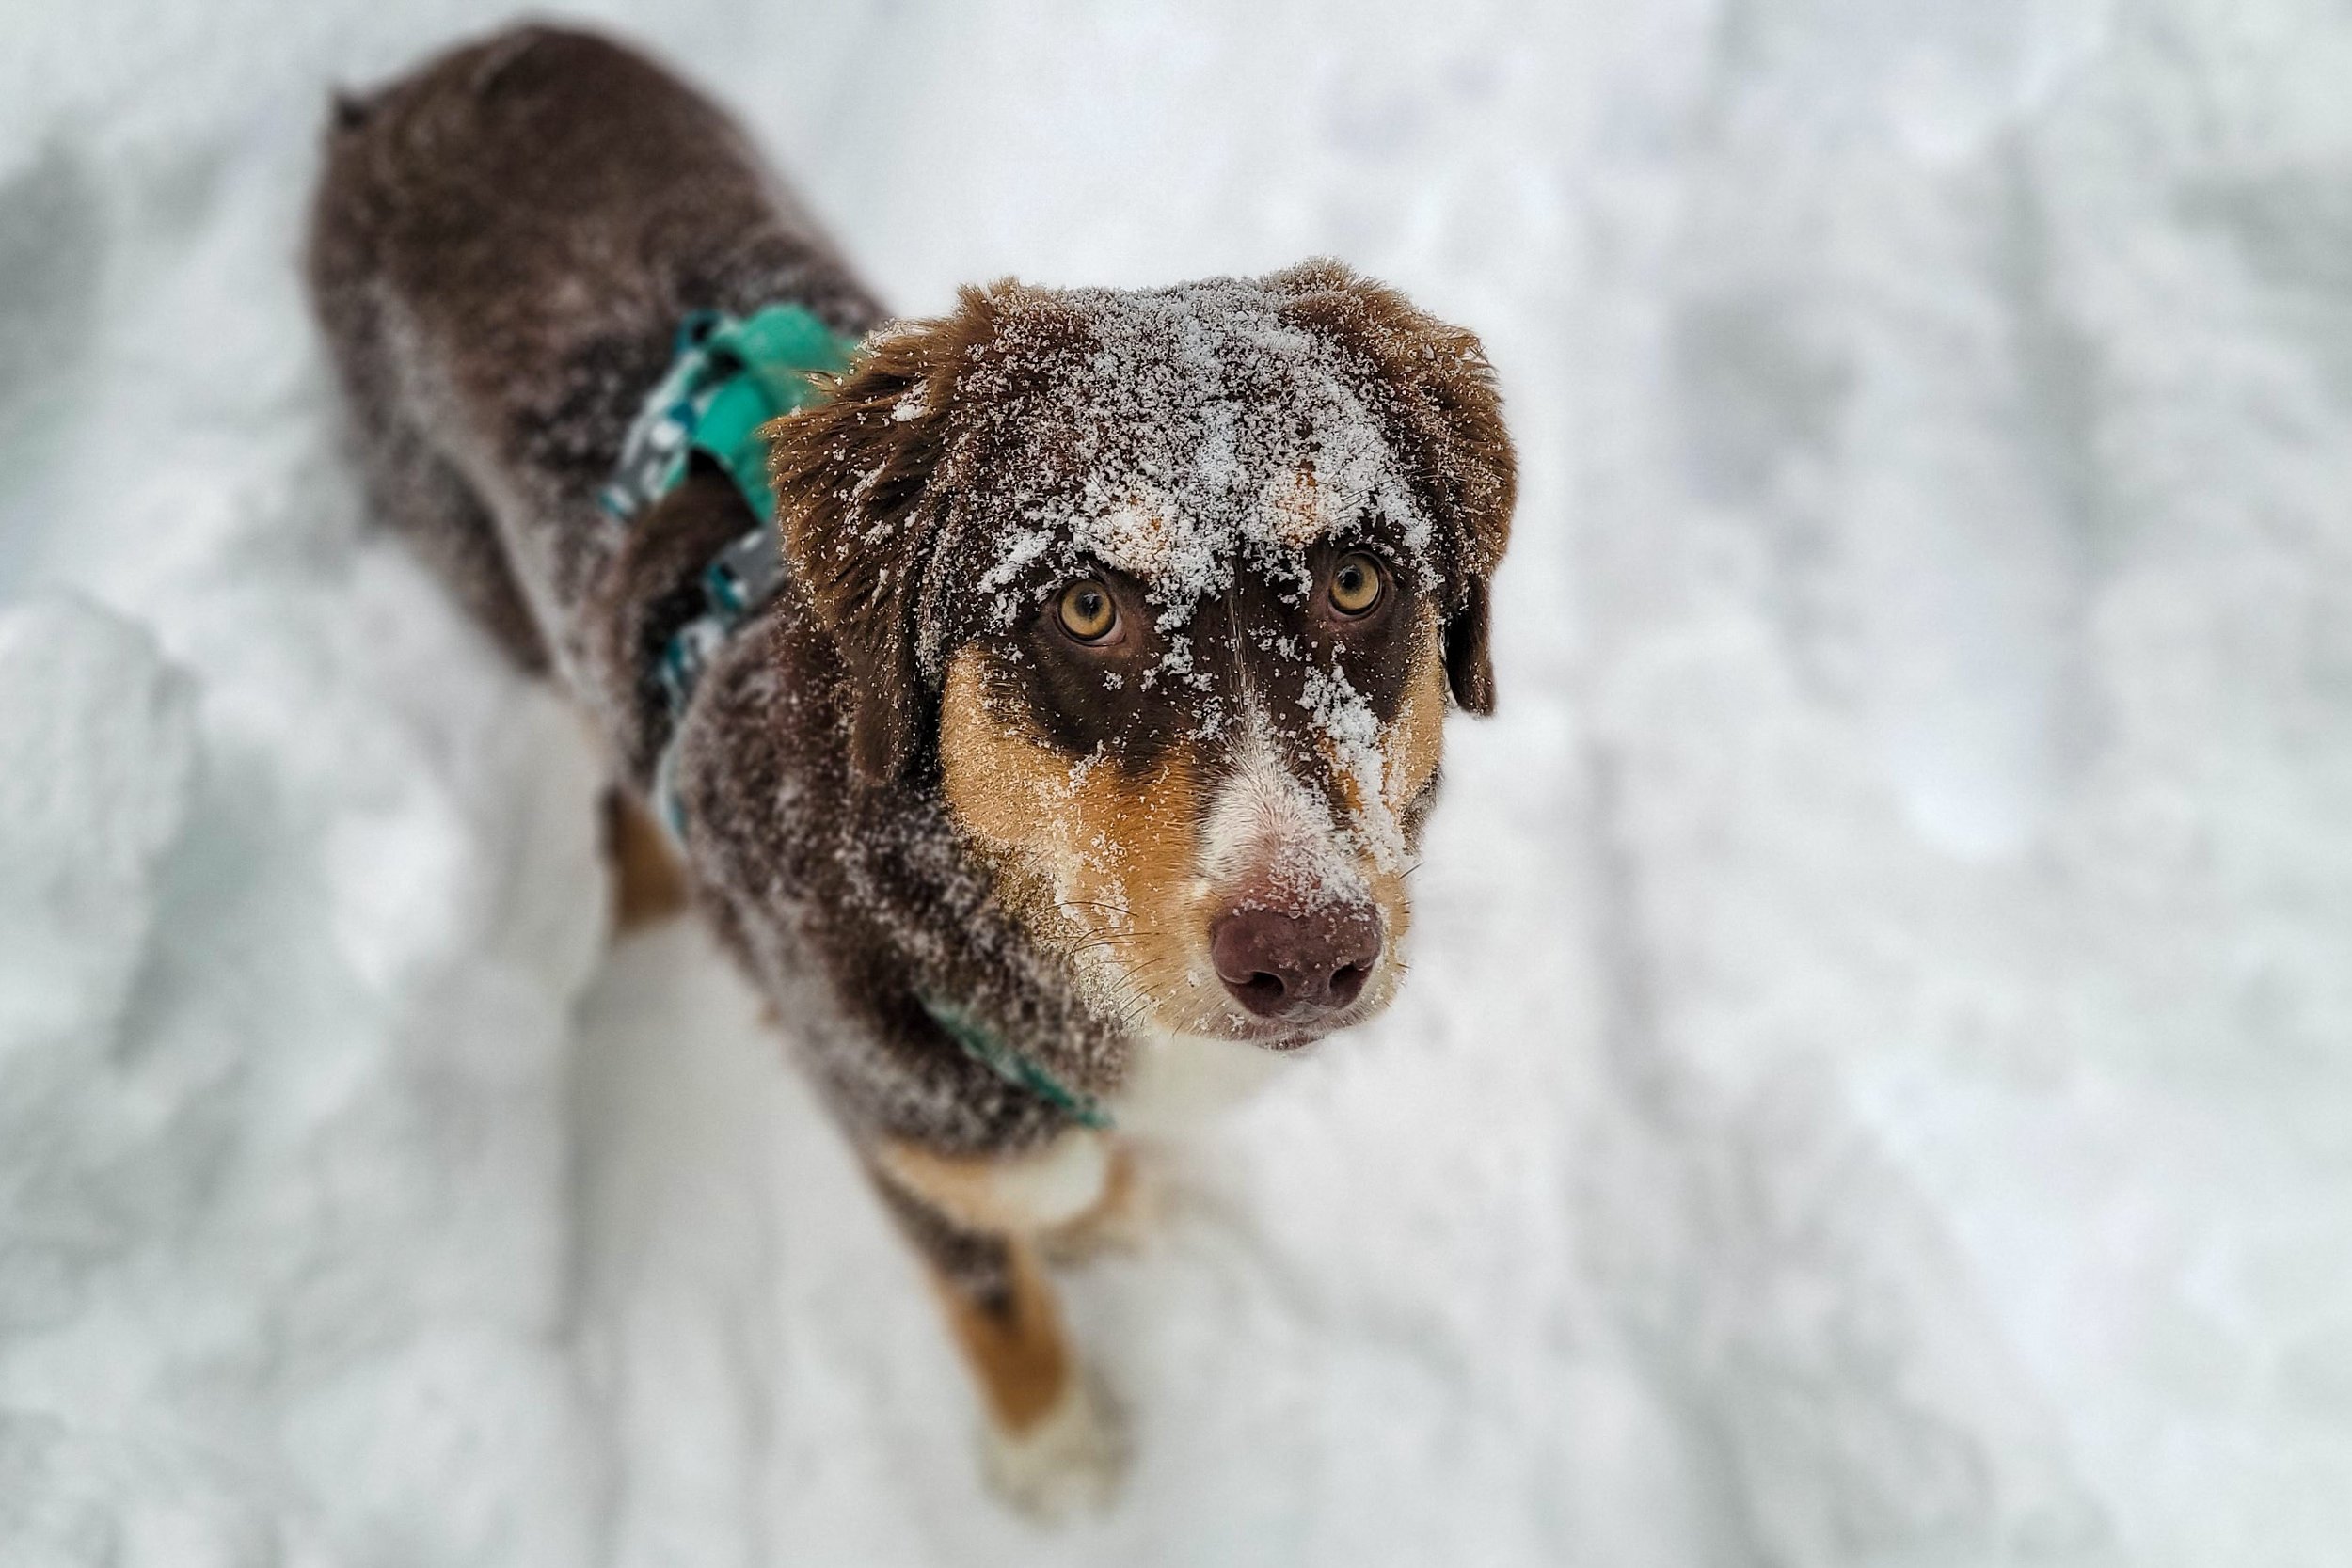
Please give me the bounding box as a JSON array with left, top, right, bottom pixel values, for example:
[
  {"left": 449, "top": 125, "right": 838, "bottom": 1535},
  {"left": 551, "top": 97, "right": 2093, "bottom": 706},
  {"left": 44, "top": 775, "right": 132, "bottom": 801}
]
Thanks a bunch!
[
  {"left": 1239, "top": 971, "right": 1287, "bottom": 1006},
  {"left": 1327, "top": 960, "right": 1370, "bottom": 1008}
]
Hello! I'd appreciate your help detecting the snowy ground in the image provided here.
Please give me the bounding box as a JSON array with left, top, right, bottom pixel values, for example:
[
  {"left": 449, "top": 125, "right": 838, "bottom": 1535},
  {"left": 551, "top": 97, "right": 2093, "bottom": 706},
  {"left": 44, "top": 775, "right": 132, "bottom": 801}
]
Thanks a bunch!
[{"left": 5, "top": 2, "right": 2351, "bottom": 1563}]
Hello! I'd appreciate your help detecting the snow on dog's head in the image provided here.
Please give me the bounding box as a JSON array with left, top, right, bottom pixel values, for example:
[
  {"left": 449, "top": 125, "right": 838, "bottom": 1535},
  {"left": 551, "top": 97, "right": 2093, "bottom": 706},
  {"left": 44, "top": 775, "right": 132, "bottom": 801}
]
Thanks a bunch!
[{"left": 771, "top": 261, "right": 1514, "bottom": 1046}]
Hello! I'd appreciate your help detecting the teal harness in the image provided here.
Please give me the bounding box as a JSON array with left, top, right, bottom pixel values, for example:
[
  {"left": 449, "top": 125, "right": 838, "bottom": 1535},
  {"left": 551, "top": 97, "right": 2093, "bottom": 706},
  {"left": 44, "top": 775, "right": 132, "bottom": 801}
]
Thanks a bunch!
[
  {"left": 601, "top": 305, "right": 853, "bottom": 729},
  {"left": 920, "top": 997, "right": 1114, "bottom": 1131},
  {"left": 607, "top": 304, "right": 1112, "bottom": 1131}
]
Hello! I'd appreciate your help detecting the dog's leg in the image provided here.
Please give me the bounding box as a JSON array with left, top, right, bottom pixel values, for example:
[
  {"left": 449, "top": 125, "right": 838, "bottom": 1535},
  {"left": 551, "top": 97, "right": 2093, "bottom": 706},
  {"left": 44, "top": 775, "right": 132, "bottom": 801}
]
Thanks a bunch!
[
  {"left": 1040, "top": 1139, "right": 1156, "bottom": 1263},
  {"left": 873, "top": 1158, "right": 1129, "bottom": 1519},
  {"left": 328, "top": 337, "right": 551, "bottom": 673},
  {"left": 602, "top": 787, "right": 690, "bottom": 930},
  {"left": 876, "top": 1129, "right": 1151, "bottom": 1264},
  {"left": 873, "top": 1129, "right": 1113, "bottom": 1235}
]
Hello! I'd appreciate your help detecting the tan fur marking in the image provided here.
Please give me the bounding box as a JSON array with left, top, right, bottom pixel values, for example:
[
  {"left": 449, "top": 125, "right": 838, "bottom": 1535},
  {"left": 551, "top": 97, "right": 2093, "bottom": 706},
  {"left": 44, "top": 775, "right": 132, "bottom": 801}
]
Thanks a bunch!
[
  {"left": 1297, "top": 615, "right": 1445, "bottom": 1017},
  {"left": 927, "top": 1238, "right": 1072, "bottom": 1433},
  {"left": 1087, "top": 503, "right": 1176, "bottom": 580},
  {"left": 873, "top": 1132, "right": 1111, "bottom": 1235},
  {"left": 938, "top": 650, "right": 1220, "bottom": 1032},
  {"left": 604, "top": 788, "right": 689, "bottom": 929},
  {"left": 1382, "top": 618, "right": 1450, "bottom": 816},
  {"left": 875, "top": 1141, "right": 1022, "bottom": 1232},
  {"left": 1264, "top": 466, "right": 1327, "bottom": 548},
  {"left": 1318, "top": 612, "right": 1445, "bottom": 840}
]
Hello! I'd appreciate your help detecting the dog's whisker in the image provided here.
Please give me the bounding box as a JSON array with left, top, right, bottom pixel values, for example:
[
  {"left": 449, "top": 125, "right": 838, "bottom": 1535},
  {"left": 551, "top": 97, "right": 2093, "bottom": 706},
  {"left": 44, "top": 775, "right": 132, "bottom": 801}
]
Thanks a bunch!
[{"left": 1057, "top": 898, "right": 1139, "bottom": 917}]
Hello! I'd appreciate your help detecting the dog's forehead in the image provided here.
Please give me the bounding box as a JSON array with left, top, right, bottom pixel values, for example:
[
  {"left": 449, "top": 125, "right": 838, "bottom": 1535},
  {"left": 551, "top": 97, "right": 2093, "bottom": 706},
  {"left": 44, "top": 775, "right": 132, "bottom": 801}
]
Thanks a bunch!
[{"left": 963, "top": 278, "right": 1438, "bottom": 626}]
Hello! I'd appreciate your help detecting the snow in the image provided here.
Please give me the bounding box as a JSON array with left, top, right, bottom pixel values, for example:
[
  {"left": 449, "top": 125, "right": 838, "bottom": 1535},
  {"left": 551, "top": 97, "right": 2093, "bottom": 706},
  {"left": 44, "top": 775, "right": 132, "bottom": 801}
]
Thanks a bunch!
[
  {"left": 4, "top": 1, "right": 2351, "bottom": 1563},
  {"left": 964, "top": 276, "right": 1437, "bottom": 633}
]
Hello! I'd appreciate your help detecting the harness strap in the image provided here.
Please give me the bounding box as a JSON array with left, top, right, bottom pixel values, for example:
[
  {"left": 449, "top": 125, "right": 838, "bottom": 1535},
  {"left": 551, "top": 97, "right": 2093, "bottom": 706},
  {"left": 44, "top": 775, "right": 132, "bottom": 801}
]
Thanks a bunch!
[
  {"left": 921, "top": 995, "right": 1115, "bottom": 1131},
  {"left": 600, "top": 305, "right": 852, "bottom": 529}
]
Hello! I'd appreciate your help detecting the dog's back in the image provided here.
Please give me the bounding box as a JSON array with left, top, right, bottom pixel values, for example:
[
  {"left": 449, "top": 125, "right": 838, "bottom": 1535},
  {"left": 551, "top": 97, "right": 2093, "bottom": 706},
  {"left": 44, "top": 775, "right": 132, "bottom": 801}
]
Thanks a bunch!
[{"left": 307, "top": 24, "right": 880, "bottom": 686}]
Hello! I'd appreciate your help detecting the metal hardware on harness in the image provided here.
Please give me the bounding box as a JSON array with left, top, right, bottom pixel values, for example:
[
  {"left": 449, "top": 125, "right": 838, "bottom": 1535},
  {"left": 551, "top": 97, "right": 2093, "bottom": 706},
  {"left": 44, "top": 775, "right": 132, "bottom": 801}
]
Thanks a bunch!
[
  {"left": 600, "top": 305, "right": 851, "bottom": 531},
  {"left": 601, "top": 304, "right": 857, "bottom": 838}
]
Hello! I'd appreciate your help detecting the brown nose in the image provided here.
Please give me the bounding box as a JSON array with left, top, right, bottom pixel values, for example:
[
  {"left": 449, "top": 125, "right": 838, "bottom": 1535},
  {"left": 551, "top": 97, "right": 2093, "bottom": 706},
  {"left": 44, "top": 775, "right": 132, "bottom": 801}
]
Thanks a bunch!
[{"left": 1210, "top": 901, "right": 1384, "bottom": 1020}]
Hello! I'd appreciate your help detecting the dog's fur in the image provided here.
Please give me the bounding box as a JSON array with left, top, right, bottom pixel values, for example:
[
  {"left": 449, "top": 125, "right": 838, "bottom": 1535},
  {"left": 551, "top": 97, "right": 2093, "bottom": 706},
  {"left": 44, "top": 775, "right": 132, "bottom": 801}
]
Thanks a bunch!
[{"left": 307, "top": 24, "right": 1511, "bottom": 1513}]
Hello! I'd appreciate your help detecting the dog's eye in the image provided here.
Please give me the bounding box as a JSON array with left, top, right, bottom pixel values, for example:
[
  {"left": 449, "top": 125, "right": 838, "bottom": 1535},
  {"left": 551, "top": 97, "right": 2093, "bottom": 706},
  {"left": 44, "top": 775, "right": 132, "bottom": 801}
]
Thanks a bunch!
[
  {"left": 1057, "top": 579, "right": 1119, "bottom": 642},
  {"left": 1327, "top": 552, "right": 1385, "bottom": 617}
]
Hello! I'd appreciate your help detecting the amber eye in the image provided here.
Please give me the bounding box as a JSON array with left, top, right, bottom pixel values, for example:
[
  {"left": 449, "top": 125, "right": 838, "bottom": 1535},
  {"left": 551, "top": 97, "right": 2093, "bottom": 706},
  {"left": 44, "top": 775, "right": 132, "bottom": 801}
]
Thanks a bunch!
[
  {"left": 1327, "top": 551, "right": 1385, "bottom": 616},
  {"left": 1057, "top": 579, "right": 1118, "bottom": 642}
]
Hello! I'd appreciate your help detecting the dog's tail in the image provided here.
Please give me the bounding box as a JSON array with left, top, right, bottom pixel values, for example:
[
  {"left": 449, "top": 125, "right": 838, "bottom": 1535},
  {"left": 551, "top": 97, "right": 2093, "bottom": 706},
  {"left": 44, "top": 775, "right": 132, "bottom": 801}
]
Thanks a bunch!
[{"left": 328, "top": 23, "right": 569, "bottom": 135}]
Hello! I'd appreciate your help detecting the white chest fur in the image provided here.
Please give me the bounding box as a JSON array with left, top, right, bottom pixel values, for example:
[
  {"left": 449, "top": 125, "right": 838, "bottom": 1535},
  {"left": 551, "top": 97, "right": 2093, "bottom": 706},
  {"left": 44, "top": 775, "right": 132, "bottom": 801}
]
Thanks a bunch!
[{"left": 1106, "top": 1028, "right": 1286, "bottom": 1137}]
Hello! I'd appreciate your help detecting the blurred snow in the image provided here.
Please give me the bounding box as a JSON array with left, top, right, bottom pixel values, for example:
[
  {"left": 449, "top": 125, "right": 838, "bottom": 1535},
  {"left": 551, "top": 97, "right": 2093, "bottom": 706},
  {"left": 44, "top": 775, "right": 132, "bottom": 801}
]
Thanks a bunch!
[{"left": 4, "top": 1, "right": 2351, "bottom": 1563}]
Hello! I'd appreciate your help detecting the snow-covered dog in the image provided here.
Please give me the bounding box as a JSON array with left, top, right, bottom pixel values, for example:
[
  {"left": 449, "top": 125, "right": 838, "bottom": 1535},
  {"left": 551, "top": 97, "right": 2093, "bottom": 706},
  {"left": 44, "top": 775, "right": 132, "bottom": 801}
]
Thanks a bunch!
[{"left": 307, "top": 23, "right": 1512, "bottom": 1516}]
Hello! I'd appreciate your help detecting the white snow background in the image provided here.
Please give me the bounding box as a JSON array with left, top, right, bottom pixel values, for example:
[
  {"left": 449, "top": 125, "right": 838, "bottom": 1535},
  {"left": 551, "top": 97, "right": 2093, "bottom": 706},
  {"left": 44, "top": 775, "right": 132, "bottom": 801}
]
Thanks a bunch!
[{"left": 4, "top": 1, "right": 2351, "bottom": 1563}]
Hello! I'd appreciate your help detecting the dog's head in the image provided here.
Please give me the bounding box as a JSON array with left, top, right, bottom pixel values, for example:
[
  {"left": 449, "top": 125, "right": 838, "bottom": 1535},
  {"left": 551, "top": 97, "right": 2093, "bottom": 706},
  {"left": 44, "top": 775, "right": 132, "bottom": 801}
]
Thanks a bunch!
[{"left": 771, "top": 261, "right": 1512, "bottom": 1050}]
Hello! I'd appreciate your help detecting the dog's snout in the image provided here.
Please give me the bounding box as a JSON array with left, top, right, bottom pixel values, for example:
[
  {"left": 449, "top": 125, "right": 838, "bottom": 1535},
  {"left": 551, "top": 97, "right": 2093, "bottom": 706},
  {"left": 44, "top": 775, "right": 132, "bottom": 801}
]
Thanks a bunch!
[{"left": 1210, "top": 900, "right": 1383, "bottom": 1020}]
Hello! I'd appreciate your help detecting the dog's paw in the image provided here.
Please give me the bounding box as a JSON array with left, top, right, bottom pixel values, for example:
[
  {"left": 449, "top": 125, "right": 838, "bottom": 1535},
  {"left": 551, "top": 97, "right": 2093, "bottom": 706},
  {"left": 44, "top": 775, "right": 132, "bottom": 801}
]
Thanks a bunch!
[
  {"left": 1040, "top": 1141, "right": 1160, "bottom": 1265},
  {"left": 981, "top": 1370, "right": 1129, "bottom": 1523}
]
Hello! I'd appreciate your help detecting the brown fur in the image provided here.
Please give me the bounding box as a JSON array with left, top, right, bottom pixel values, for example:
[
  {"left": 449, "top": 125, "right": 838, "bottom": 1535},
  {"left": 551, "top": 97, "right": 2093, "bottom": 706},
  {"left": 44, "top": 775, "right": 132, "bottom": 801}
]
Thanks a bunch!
[
  {"left": 306, "top": 22, "right": 1512, "bottom": 1501},
  {"left": 1273, "top": 261, "right": 1515, "bottom": 714},
  {"left": 929, "top": 1237, "right": 1073, "bottom": 1433}
]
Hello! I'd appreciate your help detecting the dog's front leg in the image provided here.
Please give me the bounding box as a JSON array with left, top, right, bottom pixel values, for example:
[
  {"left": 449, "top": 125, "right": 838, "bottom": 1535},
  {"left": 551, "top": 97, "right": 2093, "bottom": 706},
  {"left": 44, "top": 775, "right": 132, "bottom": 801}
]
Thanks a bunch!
[
  {"left": 873, "top": 1128, "right": 1115, "bottom": 1235},
  {"left": 871, "top": 1140, "right": 1131, "bottom": 1519},
  {"left": 601, "top": 787, "right": 689, "bottom": 930}
]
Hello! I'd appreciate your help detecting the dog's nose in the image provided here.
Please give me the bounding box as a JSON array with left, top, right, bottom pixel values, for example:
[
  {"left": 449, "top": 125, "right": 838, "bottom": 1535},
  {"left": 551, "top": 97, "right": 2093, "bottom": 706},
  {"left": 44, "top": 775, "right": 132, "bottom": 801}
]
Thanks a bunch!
[{"left": 1210, "top": 900, "right": 1383, "bottom": 1020}]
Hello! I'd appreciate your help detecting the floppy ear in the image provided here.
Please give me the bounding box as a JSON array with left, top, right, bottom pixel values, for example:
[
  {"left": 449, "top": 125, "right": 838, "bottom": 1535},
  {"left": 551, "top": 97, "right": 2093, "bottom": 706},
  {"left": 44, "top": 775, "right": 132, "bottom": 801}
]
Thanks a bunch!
[
  {"left": 1269, "top": 260, "right": 1515, "bottom": 714},
  {"left": 767, "top": 293, "right": 997, "bottom": 784}
]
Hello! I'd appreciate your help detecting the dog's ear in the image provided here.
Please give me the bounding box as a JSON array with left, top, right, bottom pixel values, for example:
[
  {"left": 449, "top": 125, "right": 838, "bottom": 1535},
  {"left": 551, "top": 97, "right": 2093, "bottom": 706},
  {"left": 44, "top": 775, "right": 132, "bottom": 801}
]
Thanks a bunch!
[
  {"left": 768, "top": 293, "right": 1000, "bottom": 784},
  {"left": 1269, "top": 260, "right": 1515, "bottom": 714}
]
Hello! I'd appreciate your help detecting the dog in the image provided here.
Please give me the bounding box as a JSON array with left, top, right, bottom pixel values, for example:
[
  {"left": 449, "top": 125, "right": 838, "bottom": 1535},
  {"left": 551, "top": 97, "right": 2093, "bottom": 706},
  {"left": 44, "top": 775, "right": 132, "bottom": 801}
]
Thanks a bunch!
[{"left": 306, "top": 23, "right": 1512, "bottom": 1516}]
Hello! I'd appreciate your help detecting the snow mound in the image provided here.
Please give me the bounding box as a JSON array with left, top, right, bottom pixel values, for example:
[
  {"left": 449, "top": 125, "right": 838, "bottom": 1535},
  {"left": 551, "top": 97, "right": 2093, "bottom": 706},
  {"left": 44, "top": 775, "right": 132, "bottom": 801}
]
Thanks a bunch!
[
  {"left": 0, "top": 573, "right": 611, "bottom": 1564},
  {"left": 0, "top": 601, "right": 194, "bottom": 1049}
]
